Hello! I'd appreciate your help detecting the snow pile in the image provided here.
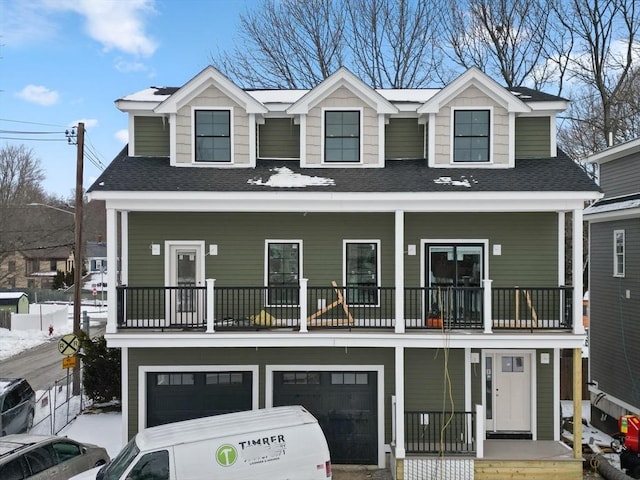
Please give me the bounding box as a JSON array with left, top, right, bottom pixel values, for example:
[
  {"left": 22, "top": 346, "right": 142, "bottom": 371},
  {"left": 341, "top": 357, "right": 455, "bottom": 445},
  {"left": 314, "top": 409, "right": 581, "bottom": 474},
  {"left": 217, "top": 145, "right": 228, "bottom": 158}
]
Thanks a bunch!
[{"left": 248, "top": 167, "right": 335, "bottom": 187}]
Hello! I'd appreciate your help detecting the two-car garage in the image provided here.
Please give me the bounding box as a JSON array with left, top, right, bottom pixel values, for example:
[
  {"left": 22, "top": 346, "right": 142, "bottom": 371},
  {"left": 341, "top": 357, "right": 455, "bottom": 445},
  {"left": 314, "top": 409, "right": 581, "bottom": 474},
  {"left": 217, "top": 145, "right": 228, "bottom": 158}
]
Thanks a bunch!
[{"left": 144, "top": 368, "right": 379, "bottom": 465}]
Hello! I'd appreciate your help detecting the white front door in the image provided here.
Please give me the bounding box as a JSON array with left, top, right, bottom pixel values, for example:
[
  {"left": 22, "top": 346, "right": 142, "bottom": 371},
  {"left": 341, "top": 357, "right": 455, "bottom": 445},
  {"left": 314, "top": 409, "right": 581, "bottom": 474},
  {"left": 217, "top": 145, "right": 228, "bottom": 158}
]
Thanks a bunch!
[
  {"left": 485, "top": 351, "right": 533, "bottom": 433},
  {"left": 166, "top": 242, "right": 205, "bottom": 325}
]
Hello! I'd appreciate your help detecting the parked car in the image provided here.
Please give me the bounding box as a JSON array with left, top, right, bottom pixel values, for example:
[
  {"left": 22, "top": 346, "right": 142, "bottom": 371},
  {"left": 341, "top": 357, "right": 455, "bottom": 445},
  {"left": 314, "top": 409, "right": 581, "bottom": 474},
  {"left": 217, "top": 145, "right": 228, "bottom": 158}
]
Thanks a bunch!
[
  {"left": 0, "top": 434, "right": 110, "bottom": 480},
  {"left": 0, "top": 378, "right": 35, "bottom": 436}
]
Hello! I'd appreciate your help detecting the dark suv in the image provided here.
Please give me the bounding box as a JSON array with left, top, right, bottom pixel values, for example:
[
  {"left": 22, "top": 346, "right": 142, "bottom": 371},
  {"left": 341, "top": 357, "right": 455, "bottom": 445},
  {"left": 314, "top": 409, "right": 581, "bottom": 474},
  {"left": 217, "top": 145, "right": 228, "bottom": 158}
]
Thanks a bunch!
[{"left": 0, "top": 379, "right": 36, "bottom": 436}]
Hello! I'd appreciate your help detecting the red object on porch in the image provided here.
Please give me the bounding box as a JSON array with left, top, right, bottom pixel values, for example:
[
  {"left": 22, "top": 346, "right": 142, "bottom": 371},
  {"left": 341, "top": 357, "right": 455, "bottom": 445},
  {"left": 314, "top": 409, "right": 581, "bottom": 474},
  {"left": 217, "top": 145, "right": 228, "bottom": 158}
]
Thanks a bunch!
[{"left": 426, "top": 316, "right": 443, "bottom": 328}]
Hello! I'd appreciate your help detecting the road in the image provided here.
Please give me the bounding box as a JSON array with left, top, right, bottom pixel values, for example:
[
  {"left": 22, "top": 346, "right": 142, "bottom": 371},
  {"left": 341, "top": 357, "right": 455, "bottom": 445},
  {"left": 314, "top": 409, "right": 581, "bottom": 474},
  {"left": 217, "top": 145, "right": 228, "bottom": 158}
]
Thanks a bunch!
[{"left": 2, "top": 323, "right": 106, "bottom": 391}]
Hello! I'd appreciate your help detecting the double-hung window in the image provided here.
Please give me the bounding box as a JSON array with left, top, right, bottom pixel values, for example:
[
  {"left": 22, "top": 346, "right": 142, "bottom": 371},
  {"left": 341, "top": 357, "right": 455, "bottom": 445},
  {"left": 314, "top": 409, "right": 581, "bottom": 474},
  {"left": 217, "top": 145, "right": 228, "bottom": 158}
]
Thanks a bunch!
[
  {"left": 267, "top": 241, "right": 300, "bottom": 305},
  {"left": 325, "top": 110, "right": 360, "bottom": 162},
  {"left": 614, "top": 230, "right": 625, "bottom": 277},
  {"left": 345, "top": 241, "right": 379, "bottom": 305},
  {"left": 195, "top": 110, "right": 231, "bottom": 162},
  {"left": 453, "top": 109, "right": 490, "bottom": 162}
]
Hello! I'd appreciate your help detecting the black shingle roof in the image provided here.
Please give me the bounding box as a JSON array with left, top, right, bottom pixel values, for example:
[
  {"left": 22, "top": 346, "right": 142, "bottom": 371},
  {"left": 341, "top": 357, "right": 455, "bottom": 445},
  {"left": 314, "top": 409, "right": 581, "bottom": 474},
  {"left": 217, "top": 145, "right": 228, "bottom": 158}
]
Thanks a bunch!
[{"left": 88, "top": 149, "right": 600, "bottom": 194}]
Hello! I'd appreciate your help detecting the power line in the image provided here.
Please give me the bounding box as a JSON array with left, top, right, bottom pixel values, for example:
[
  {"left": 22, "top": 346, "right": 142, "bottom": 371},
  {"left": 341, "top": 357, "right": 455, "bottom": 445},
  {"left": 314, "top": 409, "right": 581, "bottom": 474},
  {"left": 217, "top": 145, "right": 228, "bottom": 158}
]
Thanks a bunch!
[
  {"left": 0, "top": 137, "right": 67, "bottom": 142},
  {"left": 0, "top": 118, "right": 68, "bottom": 128}
]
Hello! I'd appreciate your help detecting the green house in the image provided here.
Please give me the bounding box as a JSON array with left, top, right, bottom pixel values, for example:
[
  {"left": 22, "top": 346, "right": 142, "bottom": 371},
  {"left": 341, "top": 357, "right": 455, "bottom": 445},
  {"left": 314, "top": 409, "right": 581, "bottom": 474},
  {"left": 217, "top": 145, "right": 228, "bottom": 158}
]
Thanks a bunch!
[{"left": 0, "top": 292, "right": 29, "bottom": 314}]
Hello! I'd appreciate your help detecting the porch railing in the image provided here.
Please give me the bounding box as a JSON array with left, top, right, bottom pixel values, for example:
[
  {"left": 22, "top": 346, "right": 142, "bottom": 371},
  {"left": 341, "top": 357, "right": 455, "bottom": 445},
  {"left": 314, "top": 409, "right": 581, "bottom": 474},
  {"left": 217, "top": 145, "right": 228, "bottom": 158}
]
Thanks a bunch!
[
  {"left": 405, "top": 411, "right": 476, "bottom": 455},
  {"left": 115, "top": 284, "right": 574, "bottom": 332}
]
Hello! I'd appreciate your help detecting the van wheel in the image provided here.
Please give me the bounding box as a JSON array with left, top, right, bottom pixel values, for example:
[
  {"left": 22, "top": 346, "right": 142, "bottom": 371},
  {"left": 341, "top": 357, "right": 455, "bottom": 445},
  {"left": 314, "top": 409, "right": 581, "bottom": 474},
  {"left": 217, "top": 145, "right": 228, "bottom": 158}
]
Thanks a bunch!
[
  {"left": 94, "top": 460, "right": 106, "bottom": 468},
  {"left": 26, "top": 411, "right": 34, "bottom": 431}
]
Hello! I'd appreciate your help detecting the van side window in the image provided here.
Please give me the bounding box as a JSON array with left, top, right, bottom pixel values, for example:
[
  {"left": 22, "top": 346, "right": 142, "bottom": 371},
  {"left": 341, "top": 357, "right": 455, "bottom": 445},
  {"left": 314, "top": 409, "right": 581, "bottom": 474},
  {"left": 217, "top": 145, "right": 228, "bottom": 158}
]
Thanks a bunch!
[
  {"left": 128, "top": 450, "right": 169, "bottom": 480},
  {"left": 24, "top": 445, "right": 56, "bottom": 475},
  {"left": 52, "top": 440, "right": 82, "bottom": 463},
  {"left": 0, "top": 456, "right": 29, "bottom": 480},
  {"left": 2, "top": 390, "right": 18, "bottom": 411}
]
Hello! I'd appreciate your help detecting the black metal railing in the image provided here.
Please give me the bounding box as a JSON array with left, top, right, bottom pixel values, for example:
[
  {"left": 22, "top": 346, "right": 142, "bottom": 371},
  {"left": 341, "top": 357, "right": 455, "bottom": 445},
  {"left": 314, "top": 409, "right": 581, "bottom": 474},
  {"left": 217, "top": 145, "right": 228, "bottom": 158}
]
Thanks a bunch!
[
  {"left": 405, "top": 286, "right": 483, "bottom": 329},
  {"left": 492, "top": 286, "right": 573, "bottom": 331},
  {"left": 405, "top": 411, "right": 476, "bottom": 454},
  {"left": 306, "top": 285, "right": 395, "bottom": 328}
]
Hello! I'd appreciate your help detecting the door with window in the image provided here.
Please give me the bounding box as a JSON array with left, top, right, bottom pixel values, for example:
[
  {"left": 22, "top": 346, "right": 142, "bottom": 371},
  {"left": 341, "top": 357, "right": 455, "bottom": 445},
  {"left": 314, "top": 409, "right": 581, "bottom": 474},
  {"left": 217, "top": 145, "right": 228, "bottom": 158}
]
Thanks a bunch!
[
  {"left": 426, "top": 244, "right": 483, "bottom": 324},
  {"left": 267, "top": 242, "right": 300, "bottom": 306},
  {"left": 167, "top": 243, "right": 204, "bottom": 326}
]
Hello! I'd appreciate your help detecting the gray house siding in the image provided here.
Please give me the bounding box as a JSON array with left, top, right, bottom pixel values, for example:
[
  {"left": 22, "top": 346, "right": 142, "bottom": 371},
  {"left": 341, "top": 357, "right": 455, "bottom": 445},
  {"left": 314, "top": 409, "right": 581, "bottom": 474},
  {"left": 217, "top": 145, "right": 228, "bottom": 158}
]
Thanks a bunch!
[
  {"left": 515, "top": 117, "right": 551, "bottom": 158},
  {"left": 536, "top": 348, "right": 554, "bottom": 439},
  {"left": 127, "top": 347, "right": 395, "bottom": 440},
  {"left": 589, "top": 219, "right": 640, "bottom": 408},
  {"left": 134, "top": 116, "right": 170, "bottom": 157},
  {"left": 385, "top": 118, "right": 425, "bottom": 159},
  {"left": 258, "top": 118, "right": 300, "bottom": 159},
  {"left": 599, "top": 154, "right": 640, "bottom": 198}
]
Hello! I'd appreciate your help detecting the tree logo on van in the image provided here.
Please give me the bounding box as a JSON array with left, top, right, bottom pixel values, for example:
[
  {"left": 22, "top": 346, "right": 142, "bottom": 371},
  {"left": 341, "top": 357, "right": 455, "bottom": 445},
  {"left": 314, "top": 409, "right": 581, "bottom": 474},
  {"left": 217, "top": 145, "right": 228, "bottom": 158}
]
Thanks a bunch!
[{"left": 216, "top": 444, "right": 238, "bottom": 466}]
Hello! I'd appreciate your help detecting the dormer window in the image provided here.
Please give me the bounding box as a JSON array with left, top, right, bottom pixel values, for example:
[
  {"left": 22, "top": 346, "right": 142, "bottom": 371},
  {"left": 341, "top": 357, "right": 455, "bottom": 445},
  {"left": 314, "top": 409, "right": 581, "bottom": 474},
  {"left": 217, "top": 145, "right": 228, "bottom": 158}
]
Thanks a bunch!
[
  {"left": 194, "top": 109, "right": 231, "bottom": 162},
  {"left": 453, "top": 109, "right": 490, "bottom": 162},
  {"left": 324, "top": 110, "right": 360, "bottom": 163}
]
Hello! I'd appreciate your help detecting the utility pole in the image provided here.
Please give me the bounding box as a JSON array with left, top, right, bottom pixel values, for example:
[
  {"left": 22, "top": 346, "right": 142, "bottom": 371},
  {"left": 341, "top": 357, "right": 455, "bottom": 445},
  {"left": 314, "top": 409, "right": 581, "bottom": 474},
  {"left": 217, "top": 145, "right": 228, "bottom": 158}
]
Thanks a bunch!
[{"left": 67, "top": 123, "right": 84, "bottom": 396}]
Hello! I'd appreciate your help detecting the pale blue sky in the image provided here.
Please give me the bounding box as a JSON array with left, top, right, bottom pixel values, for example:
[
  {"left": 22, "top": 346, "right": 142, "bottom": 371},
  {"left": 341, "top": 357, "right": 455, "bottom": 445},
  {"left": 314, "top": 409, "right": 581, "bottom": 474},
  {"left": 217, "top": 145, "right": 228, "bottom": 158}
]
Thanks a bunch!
[{"left": 0, "top": 0, "right": 250, "bottom": 197}]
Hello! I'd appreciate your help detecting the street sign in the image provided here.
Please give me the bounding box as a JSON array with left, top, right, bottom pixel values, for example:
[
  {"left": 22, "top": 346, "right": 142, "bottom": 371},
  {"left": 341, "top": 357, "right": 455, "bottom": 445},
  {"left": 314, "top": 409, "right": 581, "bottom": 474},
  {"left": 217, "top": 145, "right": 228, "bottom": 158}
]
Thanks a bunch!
[
  {"left": 92, "top": 286, "right": 97, "bottom": 296},
  {"left": 58, "top": 334, "right": 80, "bottom": 356},
  {"left": 62, "top": 355, "right": 77, "bottom": 369}
]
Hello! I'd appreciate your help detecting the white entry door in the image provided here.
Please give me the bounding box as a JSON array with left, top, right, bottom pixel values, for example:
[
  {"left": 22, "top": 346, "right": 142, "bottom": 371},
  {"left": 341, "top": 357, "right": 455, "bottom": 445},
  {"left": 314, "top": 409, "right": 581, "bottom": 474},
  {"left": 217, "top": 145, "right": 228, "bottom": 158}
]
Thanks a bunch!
[
  {"left": 485, "top": 351, "right": 533, "bottom": 433},
  {"left": 166, "top": 242, "right": 205, "bottom": 325}
]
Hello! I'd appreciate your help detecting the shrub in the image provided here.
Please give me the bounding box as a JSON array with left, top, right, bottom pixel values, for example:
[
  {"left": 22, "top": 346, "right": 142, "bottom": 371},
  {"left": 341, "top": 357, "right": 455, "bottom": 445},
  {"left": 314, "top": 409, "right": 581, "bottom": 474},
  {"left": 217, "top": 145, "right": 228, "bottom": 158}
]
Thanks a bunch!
[{"left": 78, "top": 332, "right": 121, "bottom": 404}]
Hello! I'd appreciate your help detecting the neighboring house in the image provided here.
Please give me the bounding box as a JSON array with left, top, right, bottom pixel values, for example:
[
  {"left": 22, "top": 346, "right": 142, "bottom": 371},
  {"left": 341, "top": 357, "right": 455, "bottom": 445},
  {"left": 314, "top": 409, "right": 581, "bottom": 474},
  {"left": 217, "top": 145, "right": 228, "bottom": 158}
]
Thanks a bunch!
[
  {"left": 0, "top": 247, "right": 74, "bottom": 290},
  {"left": 83, "top": 241, "right": 107, "bottom": 293},
  {"left": 584, "top": 138, "right": 640, "bottom": 434},
  {"left": 0, "top": 291, "right": 29, "bottom": 313},
  {"left": 88, "top": 66, "right": 601, "bottom": 476}
]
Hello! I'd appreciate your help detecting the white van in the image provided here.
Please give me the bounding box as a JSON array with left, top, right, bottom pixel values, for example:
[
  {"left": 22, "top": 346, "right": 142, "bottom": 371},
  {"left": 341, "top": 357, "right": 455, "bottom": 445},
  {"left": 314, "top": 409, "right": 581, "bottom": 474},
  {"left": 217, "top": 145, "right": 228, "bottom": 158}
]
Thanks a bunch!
[{"left": 71, "top": 405, "right": 332, "bottom": 480}]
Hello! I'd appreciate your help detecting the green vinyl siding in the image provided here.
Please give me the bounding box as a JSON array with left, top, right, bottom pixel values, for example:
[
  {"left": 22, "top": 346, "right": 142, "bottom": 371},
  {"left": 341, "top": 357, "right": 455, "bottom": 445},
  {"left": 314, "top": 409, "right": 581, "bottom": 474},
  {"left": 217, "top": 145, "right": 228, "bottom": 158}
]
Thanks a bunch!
[
  {"left": 134, "top": 116, "right": 170, "bottom": 156},
  {"left": 127, "top": 347, "right": 395, "bottom": 440},
  {"left": 404, "top": 212, "right": 558, "bottom": 287},
  {"left": 127, "top": 212, "right": 395, "bottom": 286},
  {"left": 258, "top": 118, "right": 300, "bottom": 158},
  {"left": 385, "top": 118, "right": 425, "bottom": 159},
  {"left": 515, "top": 117, "right": 551, "bottom": 158},
  {"left": 404, "top": 349, "right": 465, "bottom": 411},
  {"left": 536, "top": 348, "right": 554, "bottom": 440}
]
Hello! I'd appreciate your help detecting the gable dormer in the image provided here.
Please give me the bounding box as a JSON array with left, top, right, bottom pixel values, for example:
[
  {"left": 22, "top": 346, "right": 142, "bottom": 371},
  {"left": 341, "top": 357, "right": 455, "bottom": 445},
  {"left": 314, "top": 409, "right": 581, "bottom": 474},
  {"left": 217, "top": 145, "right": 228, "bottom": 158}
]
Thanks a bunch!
[
  {"left": 418, "top": 67, "right": 531, "bottom": 168},
  {"left": 287, "top": 67, "right": 398, "bottom": 168},
  {"left": 155, "top": 66, "right": 268, "bottom": 167}
]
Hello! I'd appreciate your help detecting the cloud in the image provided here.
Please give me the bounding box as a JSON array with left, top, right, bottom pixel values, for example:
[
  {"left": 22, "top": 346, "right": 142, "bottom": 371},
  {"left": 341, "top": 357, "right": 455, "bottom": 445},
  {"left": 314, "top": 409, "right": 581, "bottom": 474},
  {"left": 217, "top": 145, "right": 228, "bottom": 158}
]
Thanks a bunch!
[
  {"left": 16, "top": 85, "right": 60, "bottom": 106},
  {"left": 2, "top": 3, "right": 59, "bottom": 46},
  {"left": 115, "top": 129, "right": 129, "bottom": 144},
  {"left": 114, "top": 58, "right": 148, "bottom": 73},
  {"left": 44, "top": 0, "right": 158, "bottom": 56}
]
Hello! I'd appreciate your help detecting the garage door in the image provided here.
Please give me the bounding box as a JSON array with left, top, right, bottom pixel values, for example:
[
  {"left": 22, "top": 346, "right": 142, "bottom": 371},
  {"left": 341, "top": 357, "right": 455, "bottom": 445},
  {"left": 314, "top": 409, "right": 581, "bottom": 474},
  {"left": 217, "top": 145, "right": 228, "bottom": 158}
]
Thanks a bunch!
[
  {"left": 273, "top": 371, "right": 377, "bottom": 464},
  {"left": 146, "top": 371, "right": 252, "bottom": 427}
]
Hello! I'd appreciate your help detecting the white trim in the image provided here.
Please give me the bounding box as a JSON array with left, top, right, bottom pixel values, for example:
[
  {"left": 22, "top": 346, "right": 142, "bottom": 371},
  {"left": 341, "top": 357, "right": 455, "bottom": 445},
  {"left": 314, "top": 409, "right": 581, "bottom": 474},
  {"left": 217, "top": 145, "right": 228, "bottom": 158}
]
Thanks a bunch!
[
  {"left": 127, "top": 114, "right": 135, "bottom": 156},
  {"left": 553, "top": 348, "right": 560, "bottom": 441},
  {"left": 465, "top": 348, "right": 471, "bottom": 413},
  {"left": 549, "top": 113, "right": 557, "bottom": 156},
  {"left": 264, "top": 240, "right": 303, "bottom": 307},
  {"left": 249, "top": 113, "right": 257, "bottom": 167},
  {"left": 395, "top": 211, "right": 405, "bottom": 334},
  {"left": 321, "top": 107, "right": 364, "bottom": 165},
  {"left": 120, "top": 211, "right": 128, "bottom": 285},
  {"left": 342, "top": 239, "right": 381, "bottom": 307},
  {"left": 265, "top": 363, "right": 386, "bottom": 468},
  {"left": 168, "top": 113, "right": 176, "bottom": 165},
  {"left": 450, "top": 107, "right": 494, "bottom": 165},
  {"left": 508, "top": 111, "right": 516, "bottom": 168},
  {"left": 558, "top": 212, "right": 565, "bottom": 288},
  {"left": 164, "top": 240, "right": 206, "bottom": 287},
  {"left": 378, "top": 114, "right": 386, "bottom": 166},
  {"left": 137, "top": 364, "right": 260, "bottom": 431},
  {"left": 106, "top": 208, "right": 119, "bottom": 334},
  {"left": 298, "top": 115, "right": 307, "bottom": 166},
  {"left": 191, "top": 107, "right": 234, "bottom": 164},
  {"left": 121, "top": 347, "right": 129, "bottom": 444},
  {"left": 614, "top": 229, "right": 626, "bottom": 277}
]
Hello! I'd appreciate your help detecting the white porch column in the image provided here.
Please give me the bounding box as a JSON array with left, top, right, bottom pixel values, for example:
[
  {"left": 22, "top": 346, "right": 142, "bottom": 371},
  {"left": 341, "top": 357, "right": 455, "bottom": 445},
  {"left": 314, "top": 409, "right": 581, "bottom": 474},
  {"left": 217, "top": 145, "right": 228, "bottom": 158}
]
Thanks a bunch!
[
  {"left": 395, "top": 346, "right": 406, "bottom": 459},
  {"left": 395, "top": 210, "right": 405, "bottom": 333},
  {"left": 206, "top": 278, "right": 215, "bottom": 333},
  {"left": 106, "top": 208, "right": 118, "bottom": 334},
  {"left": 299, "top": 278, "right": 308, "bottom": 333},
  {"left": 475, "top": 403, "right": 484, "bottom": 458},
  {"left": 120, "top": 211, "right": 128, "bottom": 285},
  {"left": 573, "top": 209, "right": 585, "bottom": 335},
  {"left": 482, "top": 279, "right": 493, "bottom": 334},
  {"left": 558, "top": 212, "right": 565, "bottom": 286}
]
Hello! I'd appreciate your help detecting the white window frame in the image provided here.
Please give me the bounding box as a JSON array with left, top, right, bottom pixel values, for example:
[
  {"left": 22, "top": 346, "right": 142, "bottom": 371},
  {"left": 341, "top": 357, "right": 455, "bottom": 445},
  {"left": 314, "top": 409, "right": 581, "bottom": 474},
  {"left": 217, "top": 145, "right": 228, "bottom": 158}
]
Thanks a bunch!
[
  {"left": 192, "top": 107, "right": 234, "bottom": 164},
  {"left": 321, "top": 107, "right": 363, "bottom": 164},
  {"left": 450, "top": 107, "right": 493, "bottom": 164},
  {"left": 264, "top": 240, "right": 303, "bottom": 307},
  {"left": 343, "top": 239, "right": 381, "bottom": 306},
  {"left": 614, "top": 229, "right": 625, "bottom": 277}
]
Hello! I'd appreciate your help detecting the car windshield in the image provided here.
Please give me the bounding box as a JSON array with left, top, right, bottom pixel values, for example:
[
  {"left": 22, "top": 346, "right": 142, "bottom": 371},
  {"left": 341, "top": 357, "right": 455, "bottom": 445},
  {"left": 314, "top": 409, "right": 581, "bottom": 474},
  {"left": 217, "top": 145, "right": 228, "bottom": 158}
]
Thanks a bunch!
[{"left": 97, "top": 438, "right": 140, "bottom": 480}]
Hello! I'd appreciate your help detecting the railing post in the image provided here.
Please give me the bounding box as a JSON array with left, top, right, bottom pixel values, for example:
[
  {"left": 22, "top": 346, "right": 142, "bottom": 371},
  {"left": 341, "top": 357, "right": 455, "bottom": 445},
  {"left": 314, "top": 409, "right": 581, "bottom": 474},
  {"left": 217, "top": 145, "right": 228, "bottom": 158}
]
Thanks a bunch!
[
  {"left": 483, "top": 279, "right": 492, "bottom": 333},
  {"left": 299, "top": 278, "right": 308, "bottom": 333},
  {"left": 476, "top": 404, "right": 484, "bottom": 458},
  {"left": 206, "top": 278, "right": 215, "bottom": 333}
]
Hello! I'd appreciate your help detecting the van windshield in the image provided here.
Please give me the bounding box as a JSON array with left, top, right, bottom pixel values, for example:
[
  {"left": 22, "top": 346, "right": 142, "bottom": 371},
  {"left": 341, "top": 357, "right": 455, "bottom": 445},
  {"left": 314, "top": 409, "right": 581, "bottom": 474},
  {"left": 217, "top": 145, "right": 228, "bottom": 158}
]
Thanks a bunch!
[{"left": 97, "top": 438, "right": 140, "bottom": 480}]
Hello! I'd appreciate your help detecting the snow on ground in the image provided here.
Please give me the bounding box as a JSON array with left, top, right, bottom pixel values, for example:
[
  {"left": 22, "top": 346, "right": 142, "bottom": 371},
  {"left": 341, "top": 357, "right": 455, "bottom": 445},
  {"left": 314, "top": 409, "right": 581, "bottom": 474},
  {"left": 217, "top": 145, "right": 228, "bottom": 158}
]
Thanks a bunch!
[{"left": 59, "top": 410, "right": 123, "bottom": 458}]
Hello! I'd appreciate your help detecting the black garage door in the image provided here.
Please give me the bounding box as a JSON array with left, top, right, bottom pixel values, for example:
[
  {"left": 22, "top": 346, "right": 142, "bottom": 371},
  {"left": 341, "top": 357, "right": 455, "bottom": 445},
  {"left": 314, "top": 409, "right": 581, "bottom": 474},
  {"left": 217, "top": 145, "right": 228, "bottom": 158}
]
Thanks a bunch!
[
  {"left": 273, "top": 371, "right": 377, "bottom": 464},
  {"left": 147, "top": 371, "right": 252, "bottom": 427}
]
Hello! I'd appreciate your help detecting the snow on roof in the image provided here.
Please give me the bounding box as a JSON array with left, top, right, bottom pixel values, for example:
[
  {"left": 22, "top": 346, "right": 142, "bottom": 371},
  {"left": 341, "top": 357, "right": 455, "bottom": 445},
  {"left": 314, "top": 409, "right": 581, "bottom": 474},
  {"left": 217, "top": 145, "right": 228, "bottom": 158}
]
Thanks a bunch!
[
  {"left": 433, "top": 176, "right": 478, "bottom": 188},
  {"left": 118, "top": 87, "right": 167, "bottom": 102},
  {"left": 247, "top": 167, "right": 335, "bottom": 188},
  {"left": 0, "top": 292, "right": 27, "bottom": 300},
  {"left": 585, "top": 198, "right": 640, "bottom": 215}
]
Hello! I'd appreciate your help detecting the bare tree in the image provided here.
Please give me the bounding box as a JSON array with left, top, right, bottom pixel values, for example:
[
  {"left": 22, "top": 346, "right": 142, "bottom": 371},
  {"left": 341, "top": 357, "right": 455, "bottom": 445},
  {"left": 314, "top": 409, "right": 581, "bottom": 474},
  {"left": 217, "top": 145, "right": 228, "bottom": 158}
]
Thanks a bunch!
[
  {"left": 0, "top": 144, "right": 46, "bottom": 208},
  {"left": 212, "top": 0, "right": 345, "bottom": 88},
  {"left": 555, "top": 0, "right": 640, "bottom": 155},
  {"left": 345, "top": 0, "right": 441, "bottom": 88},
  {"left": 438, "top": 0, "right": 554, "bottom": 88}
]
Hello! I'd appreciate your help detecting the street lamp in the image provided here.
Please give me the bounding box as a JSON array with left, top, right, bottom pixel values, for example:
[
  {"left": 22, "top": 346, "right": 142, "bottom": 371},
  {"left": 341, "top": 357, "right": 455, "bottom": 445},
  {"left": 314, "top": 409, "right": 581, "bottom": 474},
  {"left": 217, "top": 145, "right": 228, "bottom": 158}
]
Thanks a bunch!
[{"left": 28, "top": 201, "right": 82, "bottom": 395}]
